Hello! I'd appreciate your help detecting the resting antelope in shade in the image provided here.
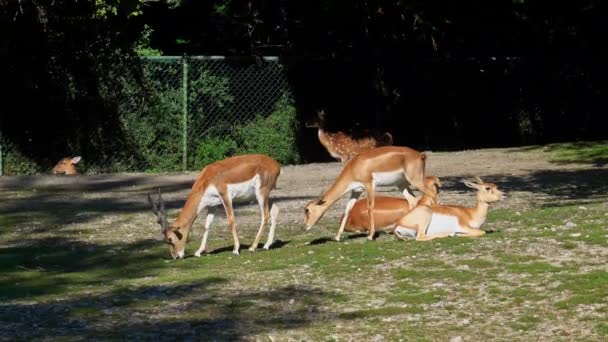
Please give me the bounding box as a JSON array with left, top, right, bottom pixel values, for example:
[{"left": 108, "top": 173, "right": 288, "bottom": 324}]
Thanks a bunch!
[
  {"left": 304, "top": 146, "right": 430, "bottom": 241},
  {"left": 52, "top": 156, "right": 82, "bottom": 175},
  {"left": 338, "top": 176, "right": 442, "bottom": 240},
  {"left": 305, "top": 110, "right": 393, "bottom": 162},
  {"left": 148, "top": 154, "right": 281, "bottom": 259},
  {"left": 394, "top": 177, "right": 505, "bottom": 241}
]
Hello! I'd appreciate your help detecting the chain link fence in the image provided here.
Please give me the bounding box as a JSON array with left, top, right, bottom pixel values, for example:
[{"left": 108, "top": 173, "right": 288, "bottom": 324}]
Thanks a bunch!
[{"left": 103, "top": 55, "right": 296, "bottom": 173}]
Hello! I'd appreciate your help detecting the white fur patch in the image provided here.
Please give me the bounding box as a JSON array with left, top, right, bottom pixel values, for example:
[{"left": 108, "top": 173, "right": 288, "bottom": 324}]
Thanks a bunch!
[
  {"left": 345, "top": 181, "right": 365, "bottom": 195},
  {"left": 197, "top": 185, "right": 222, "bottom": 214},
  {"left": 394, "top": 226, "right": 416, "bottom": 239},
  {"left": 228, "top": 174, "right": 260, "bottom": 202},
  {"left": 425, "top": 214, "right": 469, "bottom": 235},
  {"left": 372, "top": 170, "right": 406, "bottom": 187}
]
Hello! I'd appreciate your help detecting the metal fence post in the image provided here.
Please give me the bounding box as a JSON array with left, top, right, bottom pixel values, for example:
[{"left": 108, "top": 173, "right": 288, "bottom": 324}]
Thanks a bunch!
[
  {"left": 0, "top": 119, "right": 3, "bottom": 176},
  {"left": 0, "top": 134, "right": 3, "bottom": 176},
  {"left": 182, "top": 55, "right": 189, "bottom": 171}
]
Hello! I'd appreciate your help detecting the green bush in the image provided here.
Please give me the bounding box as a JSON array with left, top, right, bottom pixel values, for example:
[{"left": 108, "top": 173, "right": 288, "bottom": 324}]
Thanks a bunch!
[
  {"left": 193, "top": 135, "right": 237, "bottom": 169},
  {"left": 2, "top": 143, "right": 40, "bottom": 175},
  {"left": 236, "top": 96, "right": 300, "bottom": 164}
]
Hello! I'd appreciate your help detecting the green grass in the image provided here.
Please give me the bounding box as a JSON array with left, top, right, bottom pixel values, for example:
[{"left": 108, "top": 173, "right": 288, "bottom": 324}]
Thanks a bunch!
[
  {"left": 1, "top": 192, "right": 608, "bottom": 339},
  {"left": 555, "top": 271, "right": 608, "bottom": 309},
  {"left": 542, "top": 141, "right": 608, "bottom": 165}
]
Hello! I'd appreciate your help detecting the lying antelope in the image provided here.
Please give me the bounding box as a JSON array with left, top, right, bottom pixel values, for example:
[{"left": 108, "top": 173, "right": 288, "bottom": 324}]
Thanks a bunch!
[
  {"left": 338, "top": 176, "right": 442, "bottom": 239},
  {"left": 304, "top": 146, "right": 429, "bottom": 241},
  {"left": 306, "top": 110, "right": 393, "bottom": 162},
  {"left": 52, "top": 156, "right": 82, "bottom": 175},
  {"left": 148, "top": 154, "right": 281, "bottom": 259},
  {"left": 394, "top": 177, "right": 505, "bottom": 241}
]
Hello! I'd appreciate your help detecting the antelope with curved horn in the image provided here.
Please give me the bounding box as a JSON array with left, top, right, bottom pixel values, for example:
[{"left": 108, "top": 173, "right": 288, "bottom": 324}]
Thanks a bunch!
[
  {"left": 306, "top": 110, "right": 393, "bottom": 163},
  {"left": 148, "top": 154, "right": 281, "bottom": 259},
  {"left": 304, "top": 146, "right": 429, "bottom": 241},
  {"left": 394, "top": 176, "right": 505, "bottom": 241}
]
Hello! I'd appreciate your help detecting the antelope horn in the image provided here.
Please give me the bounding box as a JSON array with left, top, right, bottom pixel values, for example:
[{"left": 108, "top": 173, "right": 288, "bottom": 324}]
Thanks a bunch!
[{"left": 474, "top": 176, "right": 484, "bottom": 184}]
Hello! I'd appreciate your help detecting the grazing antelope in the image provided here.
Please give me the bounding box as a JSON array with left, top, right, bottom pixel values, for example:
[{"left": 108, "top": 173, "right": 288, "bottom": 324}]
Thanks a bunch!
[
  {"left": 305, "top": 110, "right": 393, "bottom": 162},
  {"left": 52, "top": 156, "right": 82, "bottom": 175},
  {"left": 339, "top": 176, "right": 442, "bottom": 239},
  {"left": 304, "top": 146, "right": 429, "bottom": 241},
  {"left": 148, "top": 154, "right": 281, "bottom": 259},
  {"left": 394, "top": 177, "right": 505, "bottom": 241}
]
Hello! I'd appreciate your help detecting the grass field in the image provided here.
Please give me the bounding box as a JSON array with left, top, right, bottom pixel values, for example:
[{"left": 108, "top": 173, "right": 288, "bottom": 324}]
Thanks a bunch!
[{"left": 1, "top": 141, "right": 607, "bottom": 340}]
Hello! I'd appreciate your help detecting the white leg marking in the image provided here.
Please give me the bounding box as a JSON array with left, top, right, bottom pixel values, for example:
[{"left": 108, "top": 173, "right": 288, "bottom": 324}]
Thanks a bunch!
[
  {"left": 249, "top": 188, "right": 267, "bottom": 253},
  {"left": 195, "top": 207, "right": 216, "bottom": 257},
  {"left": 264, "top": 203, "right": 279, "bottom": 250},
  {"left": 336, "top": 194, "right": 359, "bottom": 242}
]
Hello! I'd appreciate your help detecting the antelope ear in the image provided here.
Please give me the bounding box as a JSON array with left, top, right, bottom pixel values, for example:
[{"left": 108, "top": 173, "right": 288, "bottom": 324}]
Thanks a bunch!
[
  {"left": 434, "top": 177, "right": 443, "bottom": 188},
  {"left": 474, "top": 176, "right": 484, "bottom": 184},
  {"left": 174, "top": 230, "right": 183, "bottom": 240},
  {"left": 316, "top": 199, "right": 326, "bottom": 205},
  {"left": 462, "top": 180, "right": 479, "bottom": 189},
  {"left": 318, "top": 110, "right": 326, "bottom": 119},
  {"left": 71, "top": 156, "right": 82, "bottom": 164}
]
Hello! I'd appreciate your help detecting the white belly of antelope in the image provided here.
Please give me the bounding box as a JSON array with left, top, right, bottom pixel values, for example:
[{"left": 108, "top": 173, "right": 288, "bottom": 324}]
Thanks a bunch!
[
  {"left": 197, "top": 185, "right": 223, "bottom": 214},
  {"left": 425, "top": 214, "right": 469, "bottom": 235},
  {"left": 372, "top": 170, "right": 406, "bottom": 187},
  {"left": 228, "top": 174, "right": 261, "bottom": 203}
]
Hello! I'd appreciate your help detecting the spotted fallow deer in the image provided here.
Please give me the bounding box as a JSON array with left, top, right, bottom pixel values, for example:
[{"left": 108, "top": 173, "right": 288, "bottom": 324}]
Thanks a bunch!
[
  {"left": 52, "top": 156, "right": 82, "bottom": 175},
  {"left": 305, "top": 110, "right": 393, "bottom": 163},
  {"left": 338, "top": 176, "right": 442, "bottom": 239},
  {"left": 148, "top": 154, "right": 281, "bottom": 259},
  {"left": 394, "top": 177, "right": 505, "bottom": 241},
  {"left": 304, "top": 146, "right": 429, "bottom": 241}
]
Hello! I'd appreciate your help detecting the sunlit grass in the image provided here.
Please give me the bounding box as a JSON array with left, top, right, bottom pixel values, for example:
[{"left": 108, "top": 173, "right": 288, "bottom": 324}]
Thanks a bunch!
[{"left": 1, "top": 199, "right": 607, "bottom": 339}]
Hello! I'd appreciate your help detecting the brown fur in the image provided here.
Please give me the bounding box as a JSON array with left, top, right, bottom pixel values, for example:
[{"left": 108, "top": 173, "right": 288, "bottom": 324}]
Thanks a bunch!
[
  {"left": 156, "top": 154, "right": 281, "bottom": 259},
  {"left": 52, "top": 156, "right": 81, "bottom": 175},
  {"left": 395, "top": 177, "right": 505, "bottom": 241},
  {"left": 340, "top": 176, "right": 441, "bottom": 233},
  {"left": 306, "top": 111, "right": 393, "bottom": 162},
  {"left": 304, "top": 146, "right": 429, "bottom": 241}
]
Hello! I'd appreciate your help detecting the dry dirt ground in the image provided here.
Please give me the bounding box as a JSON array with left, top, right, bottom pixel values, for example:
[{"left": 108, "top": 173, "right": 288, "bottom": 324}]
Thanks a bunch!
[
  {"left": 2, "top": 146, "right": 605, "bottom": 228},
  {"left": 1, "top": 146, "right": 607, "bottom": 340}
]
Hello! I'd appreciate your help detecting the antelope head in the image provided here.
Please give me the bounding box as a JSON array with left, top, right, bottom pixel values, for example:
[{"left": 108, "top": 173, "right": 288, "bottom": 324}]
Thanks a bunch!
[
  {"left": 148, "top": 189, "right": 185, "bottom": 259},
  {"left": 462, "top": 176, "right": 506, "bottom": 204},
  {"left": 303, "top": 197, "right": 330, "bottom": 231},
  {"left": 52, "top": 156, "right": 81, "bottom": 175},
  {"left": 305, "top": 109, "right": 327, "bottom": 128}
]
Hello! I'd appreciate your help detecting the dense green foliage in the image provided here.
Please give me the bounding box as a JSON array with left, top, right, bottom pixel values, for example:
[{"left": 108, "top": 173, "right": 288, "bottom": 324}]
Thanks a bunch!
[
  {"left": 1, "top": 0, "right": 606, "bottom": 173},
  {"left": 236, "top": 96, "right": 300, "bottom": 165}
]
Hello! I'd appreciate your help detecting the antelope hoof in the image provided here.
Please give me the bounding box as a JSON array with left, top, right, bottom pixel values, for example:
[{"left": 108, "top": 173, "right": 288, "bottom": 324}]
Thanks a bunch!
[
  {"left": 248, "top": 246, "right": 256, "bottom": 253},
  {"left": 367, "top": 235, "right": 374, "bottom": 241},
  {"left": 334, "top": 236, "right": 341, "bottom": 242},
  {"left": 263, "top": 244, "right": 271, "bottom": 250},
  {"left": 233, "top": 249, "right": 240, "bottom": 256}
]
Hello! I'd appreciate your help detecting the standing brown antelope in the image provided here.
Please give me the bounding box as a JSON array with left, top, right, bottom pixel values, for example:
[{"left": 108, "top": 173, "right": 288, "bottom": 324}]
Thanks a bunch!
[
  {"left": 52, "top": 156, "right": 82, "bottom": 175},
  {"left": 148, "top": 154, "right": 281, "bottom": 259},
  {"left": 339, "top": 176, "right": 442, "bottom": 239},
  {"left": 394, "top": 177, "right": 505, "bottom": 241},
  {"left": 306, "top": 110, "right": 393, "bottom": 162},
  {"left": 304, "top": 146, "right": 429, "bottom": 241}
]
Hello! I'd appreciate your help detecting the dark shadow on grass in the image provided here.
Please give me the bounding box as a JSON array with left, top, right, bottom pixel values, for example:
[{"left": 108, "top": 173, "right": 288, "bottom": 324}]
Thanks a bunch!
[
  {"left": 435, "top": 168, "right": 608, "bottom": 208},
  {"left": 0, "top": 237, "right": 166, "bottom": 301},
  {"left": 206, "top": 240, "right": 291, "bottom": 255},
  {"left": 0, "top": 174, "right": 196, "bottom": 193},
  {"left": 308, "top": 237, "right": 334, "bottom": 245},
  {"left": 0, "top": 279, "right": 339, "bottom": 340}
]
